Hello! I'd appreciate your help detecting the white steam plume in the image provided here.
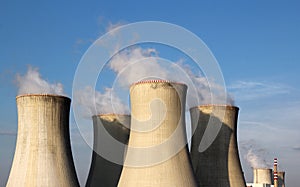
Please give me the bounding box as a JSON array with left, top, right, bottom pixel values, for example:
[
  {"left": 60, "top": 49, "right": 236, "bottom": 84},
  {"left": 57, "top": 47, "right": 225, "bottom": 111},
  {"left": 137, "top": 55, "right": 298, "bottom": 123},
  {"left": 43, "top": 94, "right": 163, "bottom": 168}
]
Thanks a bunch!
[
  {"left": 74, "top": 86, "right": 129, "bottom": 118},
  {"left": 108, "top": 46, "right": 234, "bottom": 106},
  {"left": 16, "top": 66, "right": 65, "bottom": 95},
  {"left": 240, "top": 140, "right": 271, "bottom": 168},
  {"left": 176, "top": 61, "right": 234, "bottom": 106},
  {"left": 74, "top": 45, "right": 234, "bottom": 117},
  {"left": 245, "top": 149, "right": 269, "bottom": 168},
  {"left": 108, "top": 47, "right": 168, "bottom": 87},
  {"left": 73, "top": 47, "right": 158, "bottom": 117}
]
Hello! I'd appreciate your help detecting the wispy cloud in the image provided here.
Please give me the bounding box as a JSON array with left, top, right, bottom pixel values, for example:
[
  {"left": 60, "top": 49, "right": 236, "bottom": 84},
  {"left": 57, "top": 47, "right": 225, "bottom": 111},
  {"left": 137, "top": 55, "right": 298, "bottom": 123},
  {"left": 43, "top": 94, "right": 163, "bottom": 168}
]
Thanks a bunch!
[
  {"left": 72, "top": 20, "right": 127, "bottom": 54},
  {"left": 228, "top": 81, "right": 290, "bottom": 101},
  {"left": 292, "top": 146, "right": 300, "bottom": 151},
  {"left": 105, "top": 21, "right": 127, "bottom": 35},
  {"left": 0, "top": 130, "right": 16, "bottom": 136},
  {"left": 72, "top": 38, "right": 94, "bottom": 54}
]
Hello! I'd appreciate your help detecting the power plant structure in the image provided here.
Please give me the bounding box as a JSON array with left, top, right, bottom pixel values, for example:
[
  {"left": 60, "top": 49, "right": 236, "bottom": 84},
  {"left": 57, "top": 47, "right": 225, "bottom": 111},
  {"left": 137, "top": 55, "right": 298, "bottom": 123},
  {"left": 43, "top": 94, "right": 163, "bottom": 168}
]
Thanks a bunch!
[
  {"left": 86, "top": 114, "right": 130, "bottom": 187},
  {"left": 277, "top": 171, "right": 285, "bottom": 187},
  {"left": 253, "top": 168, "right": 273, "bottom": 185},
  {"left": 190, "top": 105, "right": 246, "bottom": 187},
  {"left": 118, "top": 80, "right": 197, "bottom": 187},
  {"left": 6, "top": 94, "right": 79, "bottom": 187},
  {"left": 274, "top": 158, "right": 278, "bottom": 187},
  {"left": 273, "top": 158, "right": 285, "bottom": 187},
  {"left": 246, "top": 158, "right": 285, "bottom": 187},
  {"left": 6, "top": 81, "right": 287, "bottom": 186}
]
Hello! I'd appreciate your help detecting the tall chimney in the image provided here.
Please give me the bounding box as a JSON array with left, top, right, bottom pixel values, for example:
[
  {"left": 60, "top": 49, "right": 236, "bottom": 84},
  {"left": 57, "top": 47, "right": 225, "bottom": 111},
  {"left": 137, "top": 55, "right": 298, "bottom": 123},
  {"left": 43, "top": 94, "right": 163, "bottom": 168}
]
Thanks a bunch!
[
  {"left": 86, "top": 114, "right": 130, "bottom": 187},
  {"left": 7, "top": 94, "right": 79, "bottom": 187},
  {"left": 274, "top": 158, "right": 278, "bottom": 187},
  {"left": 118, "top": 80, "right": 197, "bottom": 187},
  {"left": 190, "top": 105, "right": 246, "bottom": 187},
  {"left": 277, "top": 171, "right": 285, "bottom": 187},
  {"left": 253, "top": 168, "right": 272, "bottom": 184}
]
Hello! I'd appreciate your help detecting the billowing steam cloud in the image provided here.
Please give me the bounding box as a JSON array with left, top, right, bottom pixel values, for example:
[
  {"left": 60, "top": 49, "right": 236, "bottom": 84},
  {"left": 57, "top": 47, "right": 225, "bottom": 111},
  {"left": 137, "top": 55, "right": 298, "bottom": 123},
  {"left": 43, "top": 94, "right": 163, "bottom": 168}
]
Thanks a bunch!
[
  {"left": 176, "top": 62, "right": 234, "bottom": 105},
  {"left": 16, "top": 66, "right": 65, "bottom": 95},
  {"left": 73, "top": 47, "right": 159, "bottom": 116},
  {"left": 240, "top": 140, "right": 271, "bottom": 168},
  {"left": 245, "top": 149, "right": 270, "bottom": 168},
  {"left": 108, "top": 47, "right": 167, "bottom": 87},
  {"left": 75, "top": 23, "right": 234, "bottom": 116},
  {"left": 74, "top": 86, "right": 129, "bottom": 118},
  {"left": 76, "top": 19, "right": 234, "bottom": 116},
  {"left": 108, "top": 46, "right": 234, "bottom": 106}
]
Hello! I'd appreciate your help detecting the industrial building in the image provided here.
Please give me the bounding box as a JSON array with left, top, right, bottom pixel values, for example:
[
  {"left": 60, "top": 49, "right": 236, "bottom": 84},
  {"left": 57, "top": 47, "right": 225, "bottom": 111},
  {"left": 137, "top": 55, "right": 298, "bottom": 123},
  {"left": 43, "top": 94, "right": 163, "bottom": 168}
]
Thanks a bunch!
[
  {"left": 118, "top": 80, "right": 197, "bottom": 187},
  {"left": 7, "top": 94, "right": 79, "bottom": 187},
  {"left": 6, "top": 81, "right": 286, "bottom": 187},
  {"left": 190, "top": 105, "right": 246, "bottom": 187},
  {"left": 246, "top": 158, "right": 285, "bottom": 187},
  {"left": 253, "top": 168, "right": 273, "bottom": 184},
  {"left": 86, "top": 114, "right": 130, "bottom": 187}
]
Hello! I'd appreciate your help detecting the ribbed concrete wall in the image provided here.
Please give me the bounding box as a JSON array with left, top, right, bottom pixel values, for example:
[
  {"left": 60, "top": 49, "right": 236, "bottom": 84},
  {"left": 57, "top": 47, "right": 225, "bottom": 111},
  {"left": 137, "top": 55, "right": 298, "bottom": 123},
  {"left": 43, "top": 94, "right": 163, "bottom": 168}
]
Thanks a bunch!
[
  {"left": 7, "top": 94, "right": 79, "bottom": 187},
  {"left": 118, "top": 81, "right": 197, "bottom": 187},
  {"left": 253, "top": 168, "right": 272, "bottom": 184},
  {"left": 277, "top": 171, "right": 285, "bottom": 187},
  {"left": 190, "top": 105, "right": 246, "bottom": 187},
  {"left": 86, "top": 114, "right": 130, "bottom": 187}
]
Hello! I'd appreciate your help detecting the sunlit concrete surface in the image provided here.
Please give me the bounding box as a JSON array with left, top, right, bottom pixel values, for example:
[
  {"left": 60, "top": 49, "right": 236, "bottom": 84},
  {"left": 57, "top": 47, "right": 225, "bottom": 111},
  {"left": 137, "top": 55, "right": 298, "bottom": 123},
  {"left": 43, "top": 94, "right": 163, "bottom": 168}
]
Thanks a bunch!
[
  {"left": 118, "top": 81, "right": 197, "bottom": 187},
  {"left": 6, "top": 94, "right": 79, "bottom": 187}
]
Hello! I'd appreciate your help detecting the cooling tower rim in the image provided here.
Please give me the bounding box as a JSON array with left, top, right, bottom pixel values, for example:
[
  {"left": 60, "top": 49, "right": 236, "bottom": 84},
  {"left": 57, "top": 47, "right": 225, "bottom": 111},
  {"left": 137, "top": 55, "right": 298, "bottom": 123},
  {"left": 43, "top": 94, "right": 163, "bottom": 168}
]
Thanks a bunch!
[
  {"left": 131, "top": 80, "right": 186, "bottom": 86},
  {"left": 189, "top": 104, "right": 239, "bottom": 110},
  {"left": 92, "top": 114, "right": 130, "bottom": 128},
  {"left": 278, "top": 171, "right": 285, "bottom": 173},
  {"left": 252, "top": 167, "right": 272, "bottom": 170},
  {"left": 16, "top": 94, "right": 70, "bottom": 100},
  {"left": 92, "top": 113, "right": 131, "bottom": 117}
]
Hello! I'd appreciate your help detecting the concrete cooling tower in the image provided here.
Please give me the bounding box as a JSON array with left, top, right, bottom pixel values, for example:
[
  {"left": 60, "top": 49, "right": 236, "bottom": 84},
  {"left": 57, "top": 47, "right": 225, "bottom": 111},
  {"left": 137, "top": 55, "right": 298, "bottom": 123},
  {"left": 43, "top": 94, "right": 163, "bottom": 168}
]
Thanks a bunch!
[
  {"left": 277, "top": 171, "right": 285, "bottom": 187},
  {"left": 190, "top": 105, "right": 246, "bottom": 187},
  {"left": 118, "top": 80, "right": 197, "bottom": 187},
  {"left": 253, "top": 168, "right": 272, "bottom": 184},
  {"left": 7, "top": 94, "right": 79, "bottom": 187},
  {"left": 86, "top": 114, "right": 130, "bottom": 187}
]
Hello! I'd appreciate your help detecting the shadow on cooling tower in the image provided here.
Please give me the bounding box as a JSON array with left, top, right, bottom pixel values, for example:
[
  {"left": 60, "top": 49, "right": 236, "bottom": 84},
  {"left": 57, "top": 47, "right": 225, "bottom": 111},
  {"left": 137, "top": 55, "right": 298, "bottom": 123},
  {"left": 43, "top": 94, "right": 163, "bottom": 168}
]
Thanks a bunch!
[
  {"left": 86, "top": 114, "right": 130, "bottom": 187},
  {"left": 190, "top": 105, "right": 246, "bottom": 187},
  {"left": 277, "top": 171, "right": 285, "bottom": 187},
  {"left": 192, "top": 113, "right": 232, "bottom": 186}
]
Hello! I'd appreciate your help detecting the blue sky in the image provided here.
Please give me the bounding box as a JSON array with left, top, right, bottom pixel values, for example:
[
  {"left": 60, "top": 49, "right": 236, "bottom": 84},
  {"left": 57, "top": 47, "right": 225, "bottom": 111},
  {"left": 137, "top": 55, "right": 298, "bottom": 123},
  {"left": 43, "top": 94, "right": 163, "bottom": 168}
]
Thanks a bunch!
[{"left": 1, "top": 1, "right": 300, "bottom": 186}]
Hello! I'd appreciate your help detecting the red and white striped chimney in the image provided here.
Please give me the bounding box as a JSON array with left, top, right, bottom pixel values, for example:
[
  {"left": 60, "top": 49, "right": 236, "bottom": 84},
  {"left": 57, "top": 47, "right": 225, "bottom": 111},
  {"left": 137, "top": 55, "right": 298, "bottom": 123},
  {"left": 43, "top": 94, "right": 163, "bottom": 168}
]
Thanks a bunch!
[{"left": 273, "top": 158, "right": 278, "bottom": 187}]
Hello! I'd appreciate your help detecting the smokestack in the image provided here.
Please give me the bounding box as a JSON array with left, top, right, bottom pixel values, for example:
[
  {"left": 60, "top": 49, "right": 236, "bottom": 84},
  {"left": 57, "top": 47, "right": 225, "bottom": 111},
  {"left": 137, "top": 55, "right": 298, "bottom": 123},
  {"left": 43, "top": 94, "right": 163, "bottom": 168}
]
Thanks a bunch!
[
  {"left": 277, "top": 171, "right": 285, "bottom": 187},
  {"left": 7, "top": 94, "right": 79, "bottom": 187},
  {"left": 86, "top": 114, "right": 130, "bottom": 187},
  {"left": 274, "top": 158, "right": 278, "bottom": 187},
  {"left": 118, "top": 80, "right": 197, "bottom": 187},
  {"left": 190, "top": 105, "right": 246, "bottom": 187},
  {"left": 253, "top": 168, "right": 272, "bottom": 184}
]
